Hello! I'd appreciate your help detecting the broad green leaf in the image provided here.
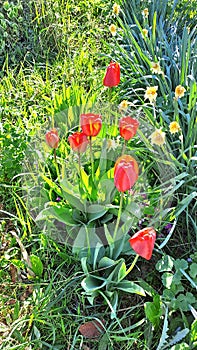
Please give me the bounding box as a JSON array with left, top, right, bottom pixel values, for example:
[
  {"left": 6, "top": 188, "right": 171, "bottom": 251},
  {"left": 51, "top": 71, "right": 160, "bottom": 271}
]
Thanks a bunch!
[
  {"left": 144, "top": 295, "right": 163, "bottom": 328},
  {"left": 117, "top": 261, "right": 127, "bottom": 282},
  {"left": 174, "top": 259, "right": 188, "bottom": 271},
  {"left": 98, "top": 256, "right": 116, "bottom": 269},
  {"left": 36, "top": 204, "right": 77, "bottom": 226},
  {"left": 156, "top": 255, "right": 174, "bottom": 272},
  {"left": 80, "top": 168, "right": 92, "bottom": 194},
  {"left": 60, "top": 179, "right": 85, "bottom": 211},
  {"left": 30, "top": 254, "right": 43, "bottom": 277},
  {"left": 190, "top": 319, "right": 197, "bottom": 344},
  {"left": 81, "top": 275, "right": 107, "bottom": 292},
  {"left": 162, "top": 272, "right": 174, "bottom": 289},
  {"left": 104, "top": 224, "right": 114, "bottom": 245},
  {"left": 73, "top": 226, "right": 87, "bottom": 249},
  {"left": 189, "top": 263, "right": 197, "bottom": 279},
  {"left": 116, "top": 280, "right": 146, "bottom": 296},
  {"left": 87, "top": 204, "right": 108, "bottom": 223},
  {"left": 93, "top": 243, "right": 103, "bottom": 270}
]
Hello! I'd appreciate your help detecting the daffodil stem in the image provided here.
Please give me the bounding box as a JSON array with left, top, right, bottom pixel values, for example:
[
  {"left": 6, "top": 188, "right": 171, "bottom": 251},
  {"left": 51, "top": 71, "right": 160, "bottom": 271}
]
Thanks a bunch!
[
  {"left": 173, "top": 99, "right": 179, "bottom": 120},
  {"left": 89, "top": 136, "right": 94, "bottom": 181},
  {"left": 113, "top": 191, "right": 123, "bottom": 241},
  {"left": 125, "top": 254, "right": 139, "bottom": 277},
  {"left": 153, "top": 103, "right": 157, "bottom": 120}
]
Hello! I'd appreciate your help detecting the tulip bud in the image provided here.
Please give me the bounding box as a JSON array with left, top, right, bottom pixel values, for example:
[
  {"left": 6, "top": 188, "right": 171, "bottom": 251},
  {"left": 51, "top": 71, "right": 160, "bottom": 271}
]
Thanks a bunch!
[
  {"left": 45, "top": 128, "right": 59, "bottom": 149},
  {"left": 129, "top": 227, "right": 156, "bottom": 260},
  {"left": 103, "top": 61, "right": 120, "bottom": 87},
  {"left": 68, "top": 132, "right": 89, "bottom": 153},
  {"left": 119, "top": 117, "right": 139, "bottom": 140},
  {"left": 114, "top": 155, "right": 139, "bottom": 192}
]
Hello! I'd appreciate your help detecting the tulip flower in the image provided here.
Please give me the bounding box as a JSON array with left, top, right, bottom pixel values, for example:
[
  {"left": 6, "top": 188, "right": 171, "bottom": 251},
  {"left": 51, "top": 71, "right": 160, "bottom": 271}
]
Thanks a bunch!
[
  {"left": 68, "top": 132, "right": 89, "bottom": 153},
  {"left": 114, "top": 155, "right": 139, "bottom": 192},
  {"left": 119, "top": 116, "right": 139, "bottom": 141},
  {"left": 129, "top": 227, "right": 156, "bottom": 260},
  {"left": 45, "top": 128, "right": 59, "bottom": 149},
  {"left": 103, "top": 61, "right": 120, "bottom": 87},
  {"left": 80, "top": 113, "right": 102, "bottom": 137}
]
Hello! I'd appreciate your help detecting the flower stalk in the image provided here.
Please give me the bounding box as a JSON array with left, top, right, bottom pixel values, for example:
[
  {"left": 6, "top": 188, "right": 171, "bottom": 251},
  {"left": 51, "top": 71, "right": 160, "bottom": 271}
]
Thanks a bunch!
[
  {"left": 89, "top": 136, "right": 94, "bottom": 181},
  {"left": 113, "top": 191, "right": 124, "bottom": 241}
]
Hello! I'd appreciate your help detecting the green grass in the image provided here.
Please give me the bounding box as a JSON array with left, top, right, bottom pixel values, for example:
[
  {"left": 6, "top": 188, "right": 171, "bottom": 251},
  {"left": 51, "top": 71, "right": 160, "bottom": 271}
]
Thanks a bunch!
[{"left": 0, "top": 0, "right": 197, "bottom": 349}]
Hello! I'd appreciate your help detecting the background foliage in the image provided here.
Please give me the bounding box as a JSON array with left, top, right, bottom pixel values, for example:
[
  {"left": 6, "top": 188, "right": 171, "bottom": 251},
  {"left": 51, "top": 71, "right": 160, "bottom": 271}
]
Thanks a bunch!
[{"left": 0, "top": 0, "right": 196, "bottom": 349}]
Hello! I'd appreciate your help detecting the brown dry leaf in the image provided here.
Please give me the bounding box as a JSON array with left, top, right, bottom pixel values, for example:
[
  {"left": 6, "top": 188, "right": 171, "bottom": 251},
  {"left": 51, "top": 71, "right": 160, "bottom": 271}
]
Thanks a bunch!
[
  {"left": 9, "top": 230, "right": 35, "bottom": 277},
  {"left": 10, "top": 264, "right": 17, "bottom": 283},
  {"left": 82, "top": 346, "right": 91, "bottom": 350},
  {"left": 20, "top": 285, "right": 34, "bottom": 301},
  {"left": 79, "top": 319, "right": 105, "bottom": 339}
]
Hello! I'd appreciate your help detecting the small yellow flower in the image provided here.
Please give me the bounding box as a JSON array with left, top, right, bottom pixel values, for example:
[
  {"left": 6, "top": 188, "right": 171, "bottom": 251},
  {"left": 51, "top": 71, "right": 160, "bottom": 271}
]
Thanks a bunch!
[
  {"left": 109, "top": 24, "right": 117, "bottom": 36},
  {"left": 150, "top": 129, "right": 165, "bottom": 146},
  {"left": 142, "top": 8, "right": 149, "bottom": 18},
  {"left": 113, "top": 3, "right": 120, "bottom": 15},
  {"left": 150, "top": 62, "right": 163, "bottom": 75},
  {"left": 142, "top": 28, "right": 148, "bottom": 38},
  {"left": 144, "top": 86, "right": 158, "bottom": 103},
  {"left": 169, "top": 121, "right": 181, "bottom": 134},
  {"left": 175, "top": 85, "right": 186, "bottom": 99},
  {"left": 119, "top": 100, "right": 129, "bottom": 112}
]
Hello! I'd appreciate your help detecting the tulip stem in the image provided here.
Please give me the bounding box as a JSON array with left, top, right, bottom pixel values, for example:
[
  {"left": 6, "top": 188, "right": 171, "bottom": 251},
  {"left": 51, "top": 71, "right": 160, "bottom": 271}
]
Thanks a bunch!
[
  {"left": 54, "top": 149, "right": 57, "bottom": 163},
  {"left": 125, "top": 254, "right": 139, "bottom": 277},
  {"left": 78, "top": 152, "right": 81, "bottom": 174},
  {"left": 113, "top": 191, "right": 123, "bottom": 241},
  {"left": 53, "top": 149, "right": 61, "bottom": 185},
  {"left": 89, "top": 136, "right": 94, "bottom": 181},
  {"left": 122, "top": 140, "right": 126, "bottom": 155}
]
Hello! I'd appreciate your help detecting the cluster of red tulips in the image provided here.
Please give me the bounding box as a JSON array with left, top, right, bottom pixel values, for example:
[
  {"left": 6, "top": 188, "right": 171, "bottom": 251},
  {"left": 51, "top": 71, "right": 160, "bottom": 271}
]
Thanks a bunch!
[
  {"left": 46, "top": 111, "right": 140, "bottom": 192},
  {"left": 45, "top": 61, "right": 156, "bottom": 261}
]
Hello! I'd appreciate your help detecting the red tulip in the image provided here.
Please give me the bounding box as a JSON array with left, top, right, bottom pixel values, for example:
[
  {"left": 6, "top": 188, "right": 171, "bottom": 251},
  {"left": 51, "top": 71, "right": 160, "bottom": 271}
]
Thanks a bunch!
[
  {"left": 80, "top": 113, "right": 102, "bottom": 137},
  {"left": 114, "top": 155, "right": 139, "bottom": 192},
  {"left": 45, "top": 128, "right": 59, "bottom": 149},
  {"left": 68, "top": 132, "right": 89, "bottom": 153},
  {"left": 129, "top": 227, "right": 156, "bottom": 260},
  {"left": 103, "top": 61, "right": 120, "bottom": 87},
  {"left": 119, "top": 117, "right": 139, "bottom": 140}
]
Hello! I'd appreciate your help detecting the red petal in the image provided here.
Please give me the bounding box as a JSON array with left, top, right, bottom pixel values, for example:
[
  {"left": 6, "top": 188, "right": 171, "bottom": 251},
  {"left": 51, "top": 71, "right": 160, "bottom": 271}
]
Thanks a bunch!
[{"left": 129, "top": 227, "right": 156, "bottom": 260}]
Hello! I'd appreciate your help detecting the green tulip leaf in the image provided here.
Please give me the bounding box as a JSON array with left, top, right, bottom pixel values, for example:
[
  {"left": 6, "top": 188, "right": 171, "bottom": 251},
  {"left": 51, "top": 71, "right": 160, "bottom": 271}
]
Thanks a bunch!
[
  {"left": 116, "top": 280, "right": 146, "bottom": 296},
  {"left": 98, "top": 257, "right": 116, "bottom": 269},
  {"left": 81, "top": 275, "right": 107, "bottom": 292},
  {"left": 36, "top": 204, "right": 77, "bottom": 226}
]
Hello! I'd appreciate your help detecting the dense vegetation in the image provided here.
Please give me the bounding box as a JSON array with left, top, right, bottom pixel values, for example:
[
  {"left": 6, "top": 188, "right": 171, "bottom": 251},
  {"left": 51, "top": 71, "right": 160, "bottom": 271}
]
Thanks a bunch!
[{"left": 0, "top": 1, "right": 196, "bottom": 349}]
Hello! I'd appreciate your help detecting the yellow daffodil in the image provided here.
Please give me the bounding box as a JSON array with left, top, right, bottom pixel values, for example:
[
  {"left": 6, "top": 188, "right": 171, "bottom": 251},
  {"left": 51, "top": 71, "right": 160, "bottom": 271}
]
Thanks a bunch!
[
  {"left": 142, "top": 8, "right": 149, "bottom": 18},
  {"left": 109, "top": 24, "right": 117, "bottom": 36},
  {"left": 119, "top": 100, "right": 129, "bottom": 112},
  {"left": 144, "top": 86, "right": 158, "bottom": 103},
  {"left": 175, "top": 85, "right": 186, "bottom": 99},
  {"left": 113, "top": 3, "right": 120, "bottom": 15},
  {"left": 142, "top": 28, "right": 148, "bottom": 38},
  {"left": 150, "top": 128, "right": 165, "bottom": 146},
  {"left": 150, "top": 62, "right": 163, "bottom": 75},
  {"left": 169, "top": 121, "right": 181, "bottom": 134}
]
